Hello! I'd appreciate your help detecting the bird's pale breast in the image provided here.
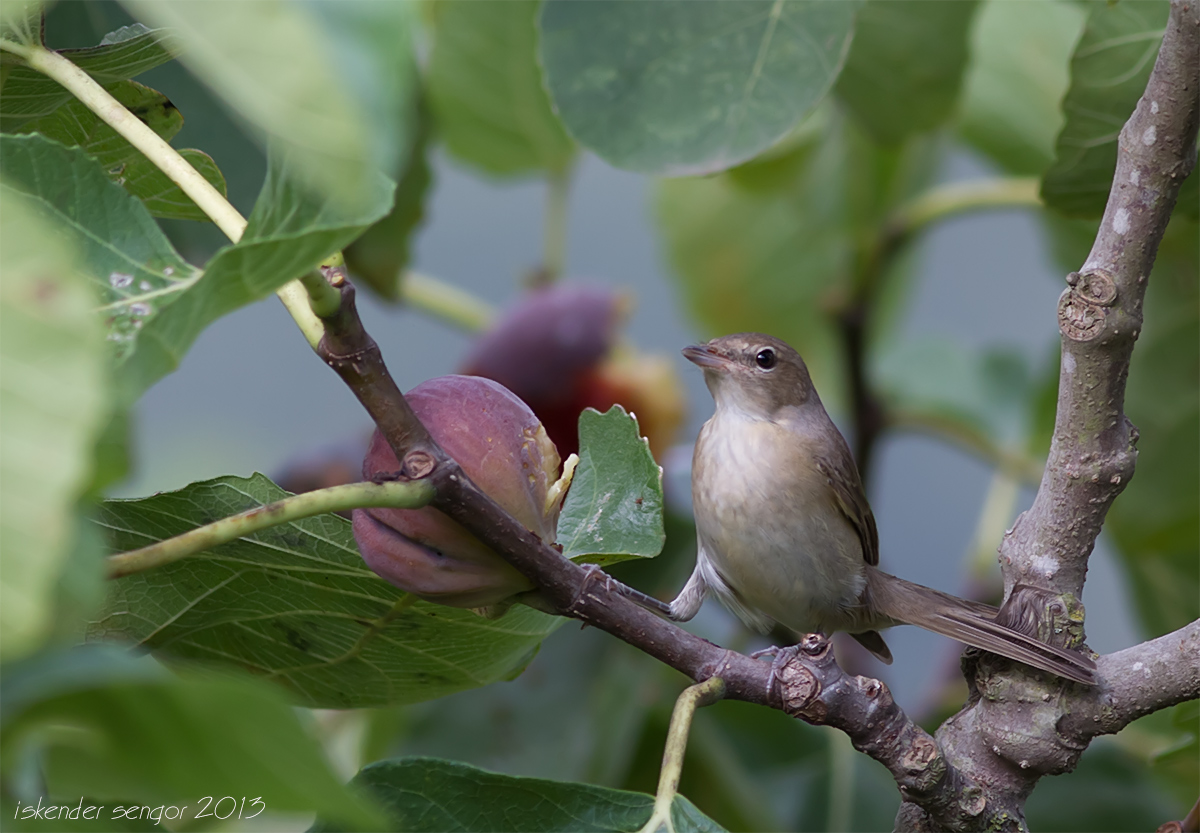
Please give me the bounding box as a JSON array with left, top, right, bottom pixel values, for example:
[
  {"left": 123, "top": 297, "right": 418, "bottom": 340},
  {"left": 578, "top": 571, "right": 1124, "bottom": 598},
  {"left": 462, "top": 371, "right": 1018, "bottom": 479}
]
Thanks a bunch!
[{"left": 692, "top": 410, "right": 867, "bottom": 634}]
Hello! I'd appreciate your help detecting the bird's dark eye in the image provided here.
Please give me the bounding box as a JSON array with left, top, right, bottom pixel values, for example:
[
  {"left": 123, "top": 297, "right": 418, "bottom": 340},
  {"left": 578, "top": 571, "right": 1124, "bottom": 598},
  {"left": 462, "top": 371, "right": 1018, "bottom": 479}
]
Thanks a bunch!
[{"left": 755, "top": 348, "right": 777, "bottom": 369}]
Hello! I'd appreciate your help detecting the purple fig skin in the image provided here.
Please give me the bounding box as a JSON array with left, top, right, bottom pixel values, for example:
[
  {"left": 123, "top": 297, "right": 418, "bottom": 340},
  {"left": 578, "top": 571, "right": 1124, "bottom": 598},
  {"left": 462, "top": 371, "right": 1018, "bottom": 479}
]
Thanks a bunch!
[
  {"left": 460, "top": 285, "right": 621, "bottom": 404},
  {"left": 353, "top": 375, "right": 561, "bottom": 609}
]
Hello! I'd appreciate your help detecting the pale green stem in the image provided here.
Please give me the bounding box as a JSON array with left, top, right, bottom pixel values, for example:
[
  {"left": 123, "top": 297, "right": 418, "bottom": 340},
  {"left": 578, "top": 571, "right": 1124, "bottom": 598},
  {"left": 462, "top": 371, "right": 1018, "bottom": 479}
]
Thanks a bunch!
[
  {"left": 638, "top": 676, "right": 726, "bottom": 833},
  {"left": 893, "top": 176, "right": 1042, "bottom": 238},
  {"left": 827, "top": 729, "right": 856, "bottom": 833},
  {"left": 888, "top": 408, "right": 1045, "bottom": 485},
  {"left": 0, "top": 40, "right": 328, "bottom": 348},
  {"left": 401, "top": 271, "right": 495, "bottom": 333},
  {"left": 966, "top": 470, "right": 1021, "bottom": 579},
  {"left": 106, "top": 480, "right": 434, "bottom": 579},
  {"left": 542, "top": 164, "right": 573, "bottom": 282}
]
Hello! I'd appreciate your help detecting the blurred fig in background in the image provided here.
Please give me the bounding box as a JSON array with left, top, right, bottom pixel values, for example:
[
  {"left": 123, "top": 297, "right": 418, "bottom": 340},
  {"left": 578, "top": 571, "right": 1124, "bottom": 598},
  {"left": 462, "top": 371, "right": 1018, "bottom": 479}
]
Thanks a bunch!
[
  {"left": 461, "top": 284, "right": 685, "bottom": 458},
  {"left": 353, "top": 375, "right": 565, "bottom": 612}
]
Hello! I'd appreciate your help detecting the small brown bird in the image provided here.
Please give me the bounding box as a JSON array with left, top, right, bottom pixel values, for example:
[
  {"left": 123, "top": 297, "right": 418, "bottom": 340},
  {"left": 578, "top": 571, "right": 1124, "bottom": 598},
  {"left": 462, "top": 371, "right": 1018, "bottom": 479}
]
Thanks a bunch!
[{"left": 668, "top": 333, "right": 1095, "bottom": 685}]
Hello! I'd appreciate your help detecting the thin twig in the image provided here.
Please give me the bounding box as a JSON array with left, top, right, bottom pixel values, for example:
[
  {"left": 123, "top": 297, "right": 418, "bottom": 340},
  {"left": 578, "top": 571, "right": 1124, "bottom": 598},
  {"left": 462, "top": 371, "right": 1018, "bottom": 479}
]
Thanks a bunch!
[
  {"left": 638, "top": 677, "right": 726, "bottom": 833},
  {"left": 400, "top": 271, "right": 495, "bottom": 333}
]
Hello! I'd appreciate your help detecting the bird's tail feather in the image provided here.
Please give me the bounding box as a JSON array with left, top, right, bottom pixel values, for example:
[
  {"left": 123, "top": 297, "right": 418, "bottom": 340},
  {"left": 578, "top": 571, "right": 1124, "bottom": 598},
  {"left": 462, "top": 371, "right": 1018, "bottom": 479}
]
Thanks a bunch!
[{"left": 866, "top": 570, "right": 1097, "bottom": 686}]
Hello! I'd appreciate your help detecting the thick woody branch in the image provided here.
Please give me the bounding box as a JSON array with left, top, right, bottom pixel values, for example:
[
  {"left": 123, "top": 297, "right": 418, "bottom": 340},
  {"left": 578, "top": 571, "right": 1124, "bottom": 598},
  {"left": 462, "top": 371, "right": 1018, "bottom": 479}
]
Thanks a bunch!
[
  {"left": 1000, "top": 0, "right": 1199, "bottom": 599},
  {"left": 1060, "top": 618, "right": 1200, "bottom": 740},
  {"left": 904, "top": 7, "right": 1200, "bottom": 829}
]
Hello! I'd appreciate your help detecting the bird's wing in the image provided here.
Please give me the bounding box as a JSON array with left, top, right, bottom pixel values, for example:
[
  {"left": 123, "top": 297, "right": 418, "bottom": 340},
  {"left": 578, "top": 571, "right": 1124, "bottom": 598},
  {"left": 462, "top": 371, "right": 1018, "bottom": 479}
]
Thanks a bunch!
[{"left": 816, "top": 451, "right": 879, "bottom": 567}]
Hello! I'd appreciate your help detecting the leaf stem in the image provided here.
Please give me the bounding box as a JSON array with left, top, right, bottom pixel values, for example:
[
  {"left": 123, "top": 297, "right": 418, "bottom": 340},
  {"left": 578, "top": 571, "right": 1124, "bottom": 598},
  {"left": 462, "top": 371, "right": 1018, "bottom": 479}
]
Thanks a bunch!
[
  {"left": 0, "top": 39, "right": 329, "bottom": 347},
  {"left": 400, "top": 271, "right": 495, "bottom": 333},
  {"left": 890, "top": 176, "right": 1042, "bottom": 239},
  {"left": 637, "top": 676, "right": 726, "bottom": 833},
  {"left": 542, "top": 163, "right": 573, "bottom": 282},
  {"left": 105, "top": 480, "right": 434, "bottom": 579}
]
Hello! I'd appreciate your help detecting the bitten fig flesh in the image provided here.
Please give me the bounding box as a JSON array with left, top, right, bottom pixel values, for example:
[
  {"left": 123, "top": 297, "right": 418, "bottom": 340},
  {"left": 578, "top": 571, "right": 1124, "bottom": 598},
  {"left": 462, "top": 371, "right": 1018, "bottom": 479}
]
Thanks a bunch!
[{"left": 353, "top": 375, "right": 562, "bottom": 610}]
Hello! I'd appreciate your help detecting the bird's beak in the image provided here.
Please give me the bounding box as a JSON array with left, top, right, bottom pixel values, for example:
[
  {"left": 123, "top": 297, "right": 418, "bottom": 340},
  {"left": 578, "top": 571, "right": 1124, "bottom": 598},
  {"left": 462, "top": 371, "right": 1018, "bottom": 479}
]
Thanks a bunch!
[{"left": 682, "top": 343, "right": 732, "bottom": 370}]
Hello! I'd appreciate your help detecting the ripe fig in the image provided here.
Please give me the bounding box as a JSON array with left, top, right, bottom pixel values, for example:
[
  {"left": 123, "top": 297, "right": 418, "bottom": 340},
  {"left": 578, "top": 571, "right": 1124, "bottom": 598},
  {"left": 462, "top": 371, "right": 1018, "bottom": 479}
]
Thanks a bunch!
[
  {"left": 353, "top": 375, "right": 563, "bottom": 610},
  {"left": 461, "top": 284, "right": 684, "bottom": 457}
]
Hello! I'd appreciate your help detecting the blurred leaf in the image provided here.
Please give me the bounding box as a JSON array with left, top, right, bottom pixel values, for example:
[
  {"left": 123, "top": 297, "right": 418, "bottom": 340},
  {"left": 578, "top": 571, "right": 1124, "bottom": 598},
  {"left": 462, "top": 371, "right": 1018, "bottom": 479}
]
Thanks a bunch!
[
  {"left": 391, "top": 623, "right": 661, "bottom": 788},
  {"left": 121, "top": 1, "right": 387, "bottom": 208},
  {"left": 1025, "top": 739, "right": 1178, "bottom": 832},
  {"left": 1042, "top": 0, "right": 1171, "bottom": 217},
  {"left": 91, "top": 473, "right": 561, "bottom": 709},
  {"left": 306, "top": 0, "right": 418, "bottom": 182},
  {"left": 875, "top": 340, "right": 1035, "bottom": 445},
  {"left": 1106, "top": 218, "right": 1199, "bottom": 636},
  {"left": 14, "top": 79, "right": 229, "bottom": 220},
  {"left": 315, "top": 757, "right": 724, "bottom": 833},
  {"left": 558, "top": 406, "right": 665, "bottom": 565},
  {"left": 656, "top": 114, "right": 937, "bottom": 410},
  {"left": 957, "top": 0, "right": 1086, "bottom": 175},
  {"left": 0, "top": 23, "right": 180, "bottom": 129},
  {"left": 1, "top": 645, "right": 381, "bottom": 829},
  {"left": 835, "top": 0, "right": 979, "bottom": 145},
  {"left": 346, "top": 94, "right": 433, "bottom": 300},
  {"left": 0, "top": 0, "right": 43, "bottom": 46},
  {"left": 539, "top": 0, "right": 860, "bottom": 176},
  {"left": 0, "top": 189, "right": 109, "bottom": 660},
  {"left": 428, "top": 0, "right": 573, "bottom": 176}
]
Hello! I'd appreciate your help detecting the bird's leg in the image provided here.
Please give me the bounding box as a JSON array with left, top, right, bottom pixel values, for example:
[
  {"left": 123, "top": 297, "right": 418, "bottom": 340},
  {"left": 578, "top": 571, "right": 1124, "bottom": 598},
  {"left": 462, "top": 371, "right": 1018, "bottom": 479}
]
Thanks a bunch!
[{"left": 753, "top": 633, "right": 831, "bottom": 702}]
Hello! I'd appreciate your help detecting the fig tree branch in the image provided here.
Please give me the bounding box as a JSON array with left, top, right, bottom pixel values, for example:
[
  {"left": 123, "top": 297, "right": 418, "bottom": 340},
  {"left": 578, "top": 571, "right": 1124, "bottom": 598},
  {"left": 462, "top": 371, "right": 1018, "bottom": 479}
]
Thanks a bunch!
[
  {"left": 998, "top": 0, "right": 1199, "bottom": 601},
  {"left": 899, "top": 3, "right": 1199, "bottom": 829},
  {"left": 1059, "top": 618, "right": 1200, "bottom": 740}
]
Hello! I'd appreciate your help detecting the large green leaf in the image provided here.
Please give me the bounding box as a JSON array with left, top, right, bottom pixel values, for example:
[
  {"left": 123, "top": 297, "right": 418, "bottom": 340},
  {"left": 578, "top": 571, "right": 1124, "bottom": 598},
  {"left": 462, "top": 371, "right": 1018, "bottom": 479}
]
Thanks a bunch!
[
  {"left": 956, "top": 0, "right": 1086, "bottom": 175},
  {"left": 539, "top": 0, "right": 860, "bottom": 176},
  {"left": 557, "top": 406, "right": 665, "bottom": 565},
  {"left": 122, "top": 0, "right": 408, "bottom": 208},
  {"left": 428, "top": 0, "right": 574, "bottom": 176},
  {"left": 0, "top": 23, "right": 180, "bottom": 129},
  {"left": 0, "top": 134, "right": 392, "bottom": 404},
  {"left": 90, "top": 474, "right": 561, "bottom": 709},
  {"left": 1041, "top": 0, "right": 1175, "bottom": 218},
  {"left": 345, "top": 94, "right": 433, "bottom": 300},
  {"left": 1106, "top": 218, "right": 1199, "bottom": 637},
  {"left": 0, "top": 189, "right": 109, "bottom": 660},
  {"left": 314, "top": 757, "right": 724, "bottom": 833},
  {"left": 1, "top": 645, "right": 381, "bottom": 829},
  {"left": 874, "top": 341, "right": 1036, "bottom": 447},
  {"left": 656, "top": 113, "right": 937, "bottom": 409},
  {"left": 14, "top": 78, "right": 228, "bottom": 220},
  {"left": 834, "top": 0, "right": 979, "bottom": 145}
]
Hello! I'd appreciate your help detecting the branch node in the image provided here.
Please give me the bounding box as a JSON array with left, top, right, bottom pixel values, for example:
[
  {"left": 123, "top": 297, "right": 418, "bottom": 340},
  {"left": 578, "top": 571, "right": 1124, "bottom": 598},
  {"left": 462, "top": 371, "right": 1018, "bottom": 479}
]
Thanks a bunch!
[
  {"left": 776, "top": 653, "right": 824, "bottom": 718},
  {"left": 901, "top": 735, "right": 941, "bottom": 776},
  {"left": 1077, "top": 269, "right": 1119, "bottom": 306},
  {"left": 1057, "top": 290, "right": 1108, "bottom": 342},
  {"left": 957, "top": 784, "right": 987, "bottom": 818},
  {"left": 401, "top": 450, "right": 436, "bottom": 480}
]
